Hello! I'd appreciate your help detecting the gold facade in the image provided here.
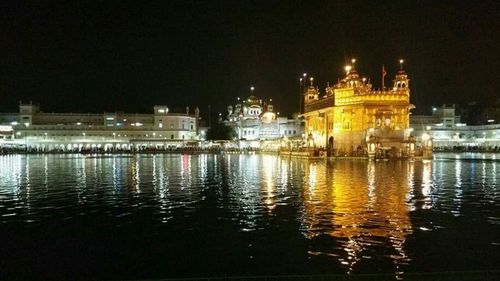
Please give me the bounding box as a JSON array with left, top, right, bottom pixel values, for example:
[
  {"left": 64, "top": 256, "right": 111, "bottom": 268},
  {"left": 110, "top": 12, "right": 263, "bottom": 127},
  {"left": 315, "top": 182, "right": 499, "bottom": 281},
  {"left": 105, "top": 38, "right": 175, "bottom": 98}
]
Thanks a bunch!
[{"left": 302, "top": 63, "right": 414, "bottom": 156}]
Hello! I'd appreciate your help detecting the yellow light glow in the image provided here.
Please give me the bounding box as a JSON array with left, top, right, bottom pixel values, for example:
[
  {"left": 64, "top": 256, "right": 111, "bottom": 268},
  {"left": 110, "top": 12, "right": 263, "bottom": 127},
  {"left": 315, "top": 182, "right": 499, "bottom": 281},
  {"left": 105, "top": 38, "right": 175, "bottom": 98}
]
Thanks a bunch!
[{"left": 345, "top": 65, "right": 352, "bottom": 72}]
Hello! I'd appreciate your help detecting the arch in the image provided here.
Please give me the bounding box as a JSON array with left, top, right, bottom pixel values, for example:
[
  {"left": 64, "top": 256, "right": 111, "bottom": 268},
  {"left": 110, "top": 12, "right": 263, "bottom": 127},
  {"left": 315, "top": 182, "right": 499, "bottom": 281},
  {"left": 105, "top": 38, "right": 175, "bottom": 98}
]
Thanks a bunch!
[{"left": 328, "top": 136, "right": 334, "bottom": 157}]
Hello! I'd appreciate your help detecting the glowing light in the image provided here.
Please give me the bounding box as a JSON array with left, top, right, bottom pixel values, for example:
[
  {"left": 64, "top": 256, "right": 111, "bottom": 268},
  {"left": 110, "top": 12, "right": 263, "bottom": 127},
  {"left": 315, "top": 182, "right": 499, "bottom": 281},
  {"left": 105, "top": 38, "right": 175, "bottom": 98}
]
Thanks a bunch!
[
  {"left": 345, "top": 65, "right": 352, "bottom": 73},
  {"left": 0, "top": 125, "right": 13, "bottom": 132},
  {"left": 250, "top": 86, "right": 255, "bottom": 91},
  {"left": 421, "top": 133, "right": 430, "bottom": 141}
]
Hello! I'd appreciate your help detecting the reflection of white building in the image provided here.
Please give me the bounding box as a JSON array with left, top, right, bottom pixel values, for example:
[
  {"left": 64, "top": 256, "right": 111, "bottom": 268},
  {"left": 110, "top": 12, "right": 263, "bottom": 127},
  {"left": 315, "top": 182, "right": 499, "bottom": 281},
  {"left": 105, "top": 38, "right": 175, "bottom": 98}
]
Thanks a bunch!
[
  {"left": 0, "top": 103, "right": 200, "bottom": 151},
  {"left": 411, "top": 105, "right": 500, "bottom": 150},
  {"left": 224, "top": 95, "right": 303, "bottom": 140}
]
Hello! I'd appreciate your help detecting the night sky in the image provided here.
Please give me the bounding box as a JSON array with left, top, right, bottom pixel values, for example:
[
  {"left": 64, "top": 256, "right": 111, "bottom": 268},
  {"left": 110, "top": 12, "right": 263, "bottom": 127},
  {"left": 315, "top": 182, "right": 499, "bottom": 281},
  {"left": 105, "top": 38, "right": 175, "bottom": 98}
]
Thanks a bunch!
[{"left": 1, "top": 0, "right": 498, "bottom": 117}]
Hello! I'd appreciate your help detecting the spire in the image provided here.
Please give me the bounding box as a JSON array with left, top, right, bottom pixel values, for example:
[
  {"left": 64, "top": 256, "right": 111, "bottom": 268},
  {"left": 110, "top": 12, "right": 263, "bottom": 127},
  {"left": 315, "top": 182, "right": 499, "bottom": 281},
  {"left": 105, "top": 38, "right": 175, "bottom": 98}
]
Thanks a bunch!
[{"left": 393, "top": 59, "right": 410, "bottom": 90}]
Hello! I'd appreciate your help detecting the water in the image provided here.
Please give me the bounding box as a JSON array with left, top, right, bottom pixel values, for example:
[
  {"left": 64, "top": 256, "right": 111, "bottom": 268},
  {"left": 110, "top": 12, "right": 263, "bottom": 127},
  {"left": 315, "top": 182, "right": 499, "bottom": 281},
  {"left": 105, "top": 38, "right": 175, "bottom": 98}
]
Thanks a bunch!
[{"left": 0, "top": 153, "right": 499, "bottom": 280}]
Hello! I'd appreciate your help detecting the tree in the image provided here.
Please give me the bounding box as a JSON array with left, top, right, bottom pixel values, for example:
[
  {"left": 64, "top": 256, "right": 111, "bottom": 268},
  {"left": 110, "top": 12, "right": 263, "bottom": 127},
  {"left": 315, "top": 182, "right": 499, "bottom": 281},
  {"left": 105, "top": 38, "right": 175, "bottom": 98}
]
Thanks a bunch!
[{"left": 206, "top": 122, "right": 236, "bottom": 140}]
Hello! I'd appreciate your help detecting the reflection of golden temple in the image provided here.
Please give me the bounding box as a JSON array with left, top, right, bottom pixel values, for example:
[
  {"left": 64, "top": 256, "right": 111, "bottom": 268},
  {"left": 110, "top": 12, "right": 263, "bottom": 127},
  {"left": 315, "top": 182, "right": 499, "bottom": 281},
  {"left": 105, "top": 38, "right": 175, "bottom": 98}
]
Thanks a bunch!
[
  {"left": 302, "top": 160, "right": 414, "bottom": 271},
  {"left": 301, "top": 60, "right": 422, "bottom": 159}
]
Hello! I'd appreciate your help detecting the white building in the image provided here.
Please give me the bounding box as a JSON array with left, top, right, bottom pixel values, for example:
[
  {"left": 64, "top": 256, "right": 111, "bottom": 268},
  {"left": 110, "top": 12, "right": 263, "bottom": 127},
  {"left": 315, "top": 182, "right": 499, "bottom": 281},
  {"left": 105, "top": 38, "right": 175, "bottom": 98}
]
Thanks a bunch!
[
  {"left": 0, "top": 103, "right": 200, "bottom": 152},
  {"left": 411, "top": 105, "right": 500, "bottom": 151},
  {"left": 224, "top": 95, "right": 303, "bottom": 141}
]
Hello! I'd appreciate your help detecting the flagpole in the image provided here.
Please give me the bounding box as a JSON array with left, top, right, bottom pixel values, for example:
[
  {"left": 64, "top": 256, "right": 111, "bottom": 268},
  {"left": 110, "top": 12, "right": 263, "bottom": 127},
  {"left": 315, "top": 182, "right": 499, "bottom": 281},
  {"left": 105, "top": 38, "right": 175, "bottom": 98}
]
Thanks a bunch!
[{"left": 382, "top": 64, "right": 386, "bottom": 90}]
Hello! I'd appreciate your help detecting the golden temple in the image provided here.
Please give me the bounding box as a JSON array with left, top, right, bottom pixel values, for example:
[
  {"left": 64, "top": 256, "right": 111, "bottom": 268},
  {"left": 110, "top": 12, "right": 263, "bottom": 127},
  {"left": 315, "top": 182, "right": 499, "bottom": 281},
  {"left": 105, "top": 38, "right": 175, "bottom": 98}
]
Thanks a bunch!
[{"left": 301, "top": 59, "right": 424, "bottom": 158}]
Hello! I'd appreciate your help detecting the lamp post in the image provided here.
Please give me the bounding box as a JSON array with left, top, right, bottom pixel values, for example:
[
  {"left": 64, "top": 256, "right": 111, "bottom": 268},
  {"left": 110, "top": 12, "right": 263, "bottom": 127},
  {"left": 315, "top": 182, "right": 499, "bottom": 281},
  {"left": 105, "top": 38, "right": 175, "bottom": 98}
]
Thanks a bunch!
[{"left": 299, "top": 77, "right": 303, "bottom": 114}]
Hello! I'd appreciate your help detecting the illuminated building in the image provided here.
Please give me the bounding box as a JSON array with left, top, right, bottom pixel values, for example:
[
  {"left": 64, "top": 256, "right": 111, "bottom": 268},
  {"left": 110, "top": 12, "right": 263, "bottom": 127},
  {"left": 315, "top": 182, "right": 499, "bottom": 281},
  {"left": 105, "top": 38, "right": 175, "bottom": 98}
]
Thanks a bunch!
[
  {"left": 224, "top": 92, "right": 303, "bottom": 141},
  {"left": 0, "top": 103, "right": 200, "bottom": 151},
  {"left": 302, "top": 60, "right": 417, "bottom": 158}
]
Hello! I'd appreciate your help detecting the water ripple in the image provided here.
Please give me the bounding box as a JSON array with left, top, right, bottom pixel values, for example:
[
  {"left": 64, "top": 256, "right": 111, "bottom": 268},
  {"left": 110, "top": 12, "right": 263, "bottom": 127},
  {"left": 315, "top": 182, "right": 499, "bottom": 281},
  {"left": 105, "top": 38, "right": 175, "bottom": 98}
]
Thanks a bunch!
[{"left": 0, "top": 153, "right": 499, "bottom": 278}]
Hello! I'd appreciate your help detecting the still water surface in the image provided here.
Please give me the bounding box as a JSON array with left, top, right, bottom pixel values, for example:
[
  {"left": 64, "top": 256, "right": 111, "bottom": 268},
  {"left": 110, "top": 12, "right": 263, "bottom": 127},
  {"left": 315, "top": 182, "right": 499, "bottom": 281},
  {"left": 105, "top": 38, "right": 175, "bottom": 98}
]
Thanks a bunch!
[{"left": 0, "top": 153, "right": 499, "bottom": 279}]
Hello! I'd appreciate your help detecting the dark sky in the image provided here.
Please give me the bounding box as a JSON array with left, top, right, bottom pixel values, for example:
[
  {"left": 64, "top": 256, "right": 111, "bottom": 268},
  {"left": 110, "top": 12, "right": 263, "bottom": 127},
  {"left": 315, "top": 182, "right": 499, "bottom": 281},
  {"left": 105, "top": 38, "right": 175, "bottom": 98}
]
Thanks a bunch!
[{"left": 1, "top": 0, "right": 498, "bottom": 116}]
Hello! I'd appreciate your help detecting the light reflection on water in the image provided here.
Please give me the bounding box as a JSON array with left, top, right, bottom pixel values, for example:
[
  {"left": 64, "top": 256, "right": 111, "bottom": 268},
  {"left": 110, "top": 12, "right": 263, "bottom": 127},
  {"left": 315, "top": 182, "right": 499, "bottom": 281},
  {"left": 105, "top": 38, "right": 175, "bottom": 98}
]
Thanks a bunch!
[
  {"left": 300, "top": 160, "right": 413, "bottom": 274},
  {"left": 0, "top": 153, "right": 499, "bottom": 278}
]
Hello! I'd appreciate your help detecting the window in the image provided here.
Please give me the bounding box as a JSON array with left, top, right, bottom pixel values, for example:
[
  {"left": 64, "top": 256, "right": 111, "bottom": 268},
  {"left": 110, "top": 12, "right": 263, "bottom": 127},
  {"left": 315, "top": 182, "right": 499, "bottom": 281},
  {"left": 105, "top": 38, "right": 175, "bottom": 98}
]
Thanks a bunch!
[
  {"left": 190, "top": 124, "right": 194, "bottom": 130},
  {"left": 171, "top": 134, "right": 174, "bottom": 139}
]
